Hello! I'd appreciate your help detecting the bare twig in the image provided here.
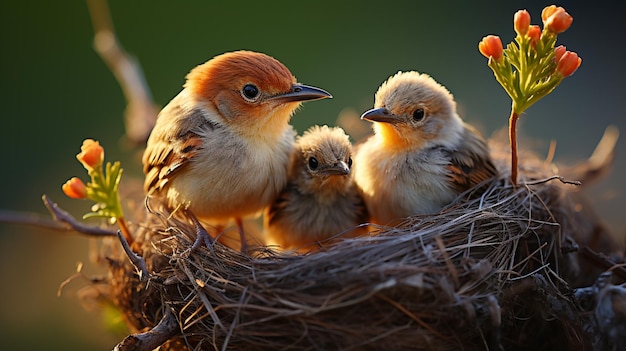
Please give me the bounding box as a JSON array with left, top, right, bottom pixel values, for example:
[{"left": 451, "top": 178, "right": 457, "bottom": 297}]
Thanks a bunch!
[
  {"left": 113, "top": 308, "right": 179, "bottom": 351},
  {"left": 544, "top": 139, "right": 557, "bottom": 165},
  {"left": 562, "top": 125, "right": 620, "bottom": 185},
  {"left": 57, "top": 262, "right": 85, "bottom": 297},
  {"left": 86, "top": 0, "right": 158, "bottom": 146},
  {"left": 0, "top": 209, "right": 75, "bottom": 232},
  {"left": 523, "top": 175, "right": 582, "bottom": 186},
  {"left": 586, "top": 125, "right": 619, "bottom": 171},
  {"left": 56, "top": 262, "right": 107, "bottom": 297},
  {"left": 41, "top": 195, "right": 117, "bottom": 236},
  {"left": 117, "top": 230, "right": 149, "bottom": 281},
  {"left": 579, "top": 246, "right": 626, "bottom": 281}
]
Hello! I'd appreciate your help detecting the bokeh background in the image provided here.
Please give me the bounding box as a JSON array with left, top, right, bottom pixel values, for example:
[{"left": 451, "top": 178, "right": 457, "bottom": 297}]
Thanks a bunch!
[{"left": 0, "top": 1, "right": 623, "bottom": 349}]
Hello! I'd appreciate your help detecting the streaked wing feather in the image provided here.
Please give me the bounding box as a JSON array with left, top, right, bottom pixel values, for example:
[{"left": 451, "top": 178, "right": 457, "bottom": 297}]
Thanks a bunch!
[
  {"left": 354, "top": 191, "right": 369, "bottom": 224},
  {"left": 265, "top": 182, "right": 298, "bottom": 227},
  {"left": 445, "top": 127, "right": 498, "bottom": 193},
  {"left": 142, "top": 104, "right": 214, "bottom": 194}
]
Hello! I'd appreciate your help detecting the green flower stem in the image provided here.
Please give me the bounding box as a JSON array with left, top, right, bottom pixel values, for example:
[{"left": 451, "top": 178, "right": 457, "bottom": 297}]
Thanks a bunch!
[{"left": 487, "top": 31, "right": 567, "bottom": 185}]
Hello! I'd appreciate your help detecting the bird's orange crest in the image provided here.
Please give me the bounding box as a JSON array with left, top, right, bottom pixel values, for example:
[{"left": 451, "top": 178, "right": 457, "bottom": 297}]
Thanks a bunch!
[{"left": 185, "top": 50, "right": 296, "bottom": 102}]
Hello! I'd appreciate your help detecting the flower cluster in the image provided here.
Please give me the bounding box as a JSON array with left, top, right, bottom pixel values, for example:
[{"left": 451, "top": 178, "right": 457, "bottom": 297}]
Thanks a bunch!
[
  {"left": 478, "top": 5, "right": 581, "bottom": 184},
  {"left": 62, "top": 139, "right": 124, "bottom": 221},
  {"left": 479, "top": 5, "right": 581, "bottom": 113}
]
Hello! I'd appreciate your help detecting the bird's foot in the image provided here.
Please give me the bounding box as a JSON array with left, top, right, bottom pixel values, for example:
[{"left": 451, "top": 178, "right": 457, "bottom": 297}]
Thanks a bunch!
[
  {"left": 182, "top": 210, "right": 214, "bottom": 257},
  {"left": 236, "top": 218, "right": 249, "bottom": 255}
]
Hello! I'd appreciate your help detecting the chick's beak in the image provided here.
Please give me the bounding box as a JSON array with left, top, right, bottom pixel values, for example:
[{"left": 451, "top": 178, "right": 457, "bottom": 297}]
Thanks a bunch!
[
  {"left": 270, "top": 84, "right": 332, "bottom": 103},
  {"left": 360, "top": 107, "right": 401, "bottom": 124},
  {"left": 321, "top": 161, "right": 351, "bottom": 176}
]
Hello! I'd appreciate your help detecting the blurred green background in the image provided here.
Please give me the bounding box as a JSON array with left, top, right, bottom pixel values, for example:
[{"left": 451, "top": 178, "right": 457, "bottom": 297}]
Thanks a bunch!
[{"left": 0, "top": 1, "right": 623, "bottom": 349}]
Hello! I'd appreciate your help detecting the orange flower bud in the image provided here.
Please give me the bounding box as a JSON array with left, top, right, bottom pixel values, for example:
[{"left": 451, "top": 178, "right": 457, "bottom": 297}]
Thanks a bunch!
[
  {"left": 63, "top": 177, "right": 88, "bottom": 199},
  {"left": 479, "top": 35, "right": 503, "bottom": 60},
  {"left": 528, "top": 25, "right": 541, "bottom": 48},
  {"left": 542, "top": 6, "right": 572, "bottom": 34},
  {"left": 554, "top": 45, "right": 566, "bottom": 62},
  {"left": 541, "top": 5, "right": 558, "bottom": 22},
  {"left": 76, "top": 139, "right": 104, "bottom": 170},
  {"left": 557, "top": 51, "right": 582, "bottom": 77},
  {"left": 514, "top": 10, "right": 531, "bottom": 36}
]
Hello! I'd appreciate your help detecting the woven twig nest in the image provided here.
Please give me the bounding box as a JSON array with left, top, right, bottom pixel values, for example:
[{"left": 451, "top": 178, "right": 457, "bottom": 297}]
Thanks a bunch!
[{"left": 74, "top": 135, "right": 623, "bottom": 351}]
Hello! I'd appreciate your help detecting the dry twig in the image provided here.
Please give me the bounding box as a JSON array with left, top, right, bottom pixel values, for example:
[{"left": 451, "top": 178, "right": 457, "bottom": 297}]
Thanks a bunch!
[
  {"left": 95, "top": 167, "right": 616, "bottom": 350},
  {"left": 41, "top": 194, "right": 117, "bottom": 236},
  {"left": 86, "top": 0, "right": 158, "bottom": 146},
  {"left": 113, "top": 308, "right": 179, "bottom": 351}
]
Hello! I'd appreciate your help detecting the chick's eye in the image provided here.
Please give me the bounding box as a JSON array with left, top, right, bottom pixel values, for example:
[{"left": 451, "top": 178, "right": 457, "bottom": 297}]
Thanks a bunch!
[
  {"left": 242, "top": 84, "right": 259, "bottom": 100},
  {"left": 413, "top": 108, "right": 425, "bottom": 121},
  {"left": 308, "top": 157, "right": 318, "bottom": 170},
  {"left": 347, "top": 157, "right": 353, "bottom": 168}
]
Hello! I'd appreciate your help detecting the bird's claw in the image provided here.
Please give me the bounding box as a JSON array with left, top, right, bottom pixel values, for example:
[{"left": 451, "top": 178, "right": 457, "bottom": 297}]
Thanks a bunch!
[
  {"left": 182, "top": 210, "right": 214, "bottom": 257},
  {"left": 190, "top": 224, "right": 214, "bottom": 251}
]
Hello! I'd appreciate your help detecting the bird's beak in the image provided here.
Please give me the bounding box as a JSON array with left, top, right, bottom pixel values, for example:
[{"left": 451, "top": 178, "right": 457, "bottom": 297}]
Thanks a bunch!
[
  {"left": 360, "top": 107, "right": 401, "bottom": 124},
  {"left": 270, "top": 84, "right": 332, "bottom": 103},
  {"left": 321, "top": 161, "right": 351, "bottom": 176}
]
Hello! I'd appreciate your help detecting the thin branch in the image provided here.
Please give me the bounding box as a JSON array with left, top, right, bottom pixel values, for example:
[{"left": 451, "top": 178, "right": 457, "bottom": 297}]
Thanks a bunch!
[
  {"left": 56, "top": 262, "right": 107, "bottom": 297},
  {"left": 579, "top": 246, "right": 626, "bottom": 281},
  {"left": 117, "top": 230, "right": 149, "bottom": 281},
  {"left": 562, "top": 125, "right": 620, "bottom": 185},
  {"left": 0, "top": 209, "right": 75, "bottom": 232},
  {"left": 41, "top": 194, "right": 117, "bottom": 236},
  {"left": 86, "top": 0, "right": 158, "bottom": 146},
  {"left": 523, "top": 175, "right": 581, "bottom": 186},
  {"left": 57, "top": 262, "right": 85, "bottom": 297},
  {"left": 113, "top": 308, "right": 179, "bottom": 351},
  {"left": 544, "top": 139, "right": 557, "bottom": 165}
]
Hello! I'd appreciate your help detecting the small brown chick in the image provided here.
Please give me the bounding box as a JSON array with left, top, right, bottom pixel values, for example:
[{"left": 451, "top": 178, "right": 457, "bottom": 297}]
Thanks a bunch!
[{"left": 264, "top": 125, "right": 368, "bottom": 252}]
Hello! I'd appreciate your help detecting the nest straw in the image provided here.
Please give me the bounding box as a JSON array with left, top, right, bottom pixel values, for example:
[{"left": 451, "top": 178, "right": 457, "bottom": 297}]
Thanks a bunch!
[
  {"left": 39, "top": 133, "right": 616, "bottom": 351},
  {"left": 97, "top": 157, "right": 612, "bottom": 350}
]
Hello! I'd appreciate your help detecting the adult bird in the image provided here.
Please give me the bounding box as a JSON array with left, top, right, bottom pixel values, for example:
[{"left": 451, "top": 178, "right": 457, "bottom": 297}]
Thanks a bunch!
[{"left": 143, "top": 50, "right": 332, "bottom": 252}]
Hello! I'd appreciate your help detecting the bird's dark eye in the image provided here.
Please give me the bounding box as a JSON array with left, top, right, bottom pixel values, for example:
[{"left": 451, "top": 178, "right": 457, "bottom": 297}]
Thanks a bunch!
[
  {"left": 413, "top": 108, "right": 425, "bottom": 121},
  {"left": 308, "top": 157, "right": 319, "bottom": 170},
  {"left": 242, "top": 84, "right": 259, "bottom": 100},
  {"left": 347, "top": 157, "right": 353, "bottom": 168}
]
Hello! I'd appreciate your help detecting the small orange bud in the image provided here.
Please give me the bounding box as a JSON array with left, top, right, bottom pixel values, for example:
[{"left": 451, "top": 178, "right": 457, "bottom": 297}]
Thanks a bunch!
[
  {"left": 541, "top": 5, "right": 558, "bottom": 22},
  {"left": 554, "top": 45, "right": 566, "bottom": 62},
  {"left": 514, "top": 10, "right": 531, "bottom": 36},
  {"left": 63, "top": 177, "right": 88, "bottom": 199},
  {"left": 557, "top": 51, "right": 582, "bottom": 77},
  {"left": 542, "top": 6, "right": 572, "bottom": 34},
  {"left": 76, "top": 139, "right": 104, "bottom": 171},
  {"left": 528, "top": 25, "right": 541, "bottom": 48},
  {"left": 479, "top": 35, "right": 503, "bottom": 60}
]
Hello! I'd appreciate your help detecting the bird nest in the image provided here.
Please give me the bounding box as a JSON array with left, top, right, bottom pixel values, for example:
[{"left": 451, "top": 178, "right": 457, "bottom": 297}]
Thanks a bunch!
[{"left": 62, "top": 136, "right": 623, "bottom": 351}]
